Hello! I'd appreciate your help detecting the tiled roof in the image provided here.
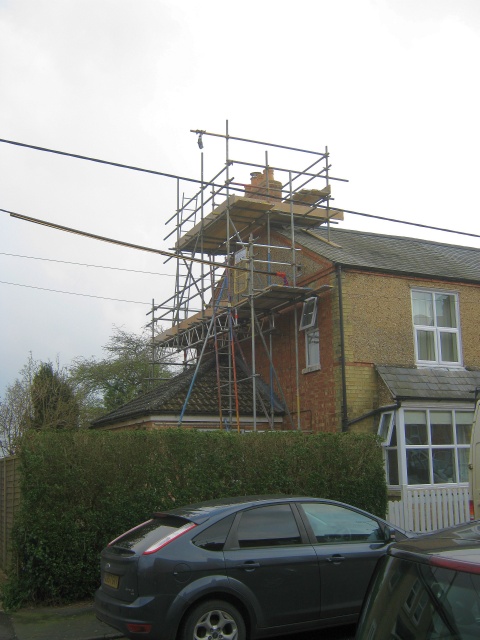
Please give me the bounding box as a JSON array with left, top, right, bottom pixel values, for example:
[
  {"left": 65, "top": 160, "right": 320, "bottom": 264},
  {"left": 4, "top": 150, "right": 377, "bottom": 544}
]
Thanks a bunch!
[
  {"left": 279, "top": 227, "right": 480, "bottom": 283},
  {"left": 91, "top": 356, "right": 285, "bottom": 428},
  {"left": 377, "top": 365, "right": 480, "bottom": 401}
]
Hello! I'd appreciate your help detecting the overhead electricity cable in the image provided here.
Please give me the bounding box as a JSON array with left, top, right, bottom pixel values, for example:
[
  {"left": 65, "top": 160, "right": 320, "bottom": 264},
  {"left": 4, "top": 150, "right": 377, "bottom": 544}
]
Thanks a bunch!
[
  {"left": 338, "top": 207, "right": 480, "bottom": 241},
  {"left": 0, "top": 138, "right": 478, "bottom": 240},
  {"left": 0, "top": 280, "right": 150, "bottom": 305},
  {"left": 3, "top": 209, "right": 279, "bottom": 276},
  {"left": 0, "top": 137, "right": 227, "bottom": 189},
  {"left": 0, "top": 251, "right": 176, "bottom": 276}
]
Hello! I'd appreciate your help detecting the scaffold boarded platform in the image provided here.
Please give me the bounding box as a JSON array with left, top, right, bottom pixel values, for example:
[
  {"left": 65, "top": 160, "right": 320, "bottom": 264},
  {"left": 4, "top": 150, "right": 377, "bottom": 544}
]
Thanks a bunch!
[{"left": 175, "top": 191, "right": 343, "bottom": 254}]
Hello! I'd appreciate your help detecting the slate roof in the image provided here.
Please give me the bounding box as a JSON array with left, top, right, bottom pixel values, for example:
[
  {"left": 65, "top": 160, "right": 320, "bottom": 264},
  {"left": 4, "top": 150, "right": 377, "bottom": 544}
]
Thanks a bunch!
[
  {"left": 377, "top": 366, "right": 480, "bottom": 402},
  {"left": 92, "top": 356, "right": 285, "bottom": 428},
  {"left": 279, "top": 227, "right": 480, "bottom": 283}
]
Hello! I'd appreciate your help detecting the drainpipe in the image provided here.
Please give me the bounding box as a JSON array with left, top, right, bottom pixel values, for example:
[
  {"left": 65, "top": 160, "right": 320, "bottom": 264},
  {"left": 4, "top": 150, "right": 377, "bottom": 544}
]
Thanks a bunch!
[{"left": 336, "top": 264, "right": 348, "bottom": 432}]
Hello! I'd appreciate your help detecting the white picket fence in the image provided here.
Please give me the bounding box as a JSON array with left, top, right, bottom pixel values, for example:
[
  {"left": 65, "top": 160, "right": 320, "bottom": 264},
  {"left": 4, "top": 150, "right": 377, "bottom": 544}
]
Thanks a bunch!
[{"left": 387, "top": 485, "right": 471, "bottom": 533}]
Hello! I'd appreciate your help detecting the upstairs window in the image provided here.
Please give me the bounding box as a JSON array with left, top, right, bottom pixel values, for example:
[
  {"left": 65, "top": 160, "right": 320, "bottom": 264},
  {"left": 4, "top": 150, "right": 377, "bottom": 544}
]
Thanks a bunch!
[
  {"left": 305, "top": 327, "right": 320, "bottom": 371},
  {"left": 411, "top": 290, "right": 461, "bottom": 365},
  {"left": 300, "top": 297, "right": 318, "bottom": 330}
]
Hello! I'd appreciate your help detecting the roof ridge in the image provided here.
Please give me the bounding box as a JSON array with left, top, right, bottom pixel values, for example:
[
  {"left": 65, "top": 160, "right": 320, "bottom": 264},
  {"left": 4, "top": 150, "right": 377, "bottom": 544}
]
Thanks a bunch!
[{"left": 302, "top": 226, "right": 480, "bottom": 252}]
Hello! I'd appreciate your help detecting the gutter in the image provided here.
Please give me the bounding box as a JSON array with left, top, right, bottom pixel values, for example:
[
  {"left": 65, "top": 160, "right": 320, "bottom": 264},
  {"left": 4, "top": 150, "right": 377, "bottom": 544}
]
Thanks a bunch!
[{"left": 347, "top": 402, "right": 400, "bottom": 428}]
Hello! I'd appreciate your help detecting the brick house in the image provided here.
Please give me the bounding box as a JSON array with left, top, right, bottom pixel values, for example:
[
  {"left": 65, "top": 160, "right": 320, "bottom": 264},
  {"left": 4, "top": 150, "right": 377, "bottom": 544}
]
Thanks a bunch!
[
  {"left": 92, "top": 168, "right": 480, "bottom": 511},
  {"left": 256, "top": 225, "right": 480, "bottom": 496}
]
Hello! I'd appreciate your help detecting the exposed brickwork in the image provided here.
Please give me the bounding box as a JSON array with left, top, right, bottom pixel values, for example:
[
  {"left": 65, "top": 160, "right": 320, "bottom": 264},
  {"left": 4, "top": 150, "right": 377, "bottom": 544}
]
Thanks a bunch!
[
  {"left": 101, "top": 225, "right": 480, "bottom": 442},
  {"left": 245, "top": 250, "right": 480, "bottom": 437}
]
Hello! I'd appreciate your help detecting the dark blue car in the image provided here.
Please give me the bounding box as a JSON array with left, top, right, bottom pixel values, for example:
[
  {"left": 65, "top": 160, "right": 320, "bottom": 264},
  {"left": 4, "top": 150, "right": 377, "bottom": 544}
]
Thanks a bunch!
[{"left": 95, "top": 496, "right": 410, "bottom": 640}]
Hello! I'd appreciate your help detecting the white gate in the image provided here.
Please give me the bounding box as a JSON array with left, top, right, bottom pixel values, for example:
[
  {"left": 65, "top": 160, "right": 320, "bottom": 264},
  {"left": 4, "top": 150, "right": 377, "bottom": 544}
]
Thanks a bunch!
[{"left": 387, "top": 485, "right": 471, "bottom": 533}]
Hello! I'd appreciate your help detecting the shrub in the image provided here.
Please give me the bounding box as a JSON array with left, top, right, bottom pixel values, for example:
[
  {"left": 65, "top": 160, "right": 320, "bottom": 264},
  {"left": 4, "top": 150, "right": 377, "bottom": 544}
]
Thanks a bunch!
[{"left": 3, "top": 429, "right": 386, "bottom": 608}]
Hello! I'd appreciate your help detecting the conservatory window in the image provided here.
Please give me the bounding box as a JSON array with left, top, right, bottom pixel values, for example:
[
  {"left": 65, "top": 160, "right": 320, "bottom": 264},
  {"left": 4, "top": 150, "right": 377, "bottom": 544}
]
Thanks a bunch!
[
  {"left": 404, "top": 409, "right": 473, "bottom": 485},
  {"left": 378, "top": 412, "right": 399, "bottom": 486}
]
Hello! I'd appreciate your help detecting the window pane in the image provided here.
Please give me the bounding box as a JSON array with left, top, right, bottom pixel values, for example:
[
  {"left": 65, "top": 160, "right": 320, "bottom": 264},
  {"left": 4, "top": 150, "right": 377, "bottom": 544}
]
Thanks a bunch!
[
  {"left": 435, "top": 293, "right": 457, "bottom": 328},
  {"left": 412, "top": 291, "right": 434, "bottom": 326},
  {"left": 387, "top": 449, "right": 399, "bottom": 485},
  {"left": 432, "top": 449, "right": 455, "bottom": 483},
  {"left": 416, "top": 330, "right": 436, "bottom": 361},
  {"left": 430, "top": 412, "right": 453, "bottom": 445},
  {"left": 405, "top": 411, "right": 428, "bottom": 445},
  {"left": 390, "top": 423, "right": 397, "bottom": 446},
  {"left": 306, "top": 328, "right": 320, "bottom": 367},
  {"left": 439, "top": 331, "right": 459, "bottom": 363},
  {"left": 193, "top": 514, "right": 235, "bottom": 551},
  {"left": 406, "top": 449, "right": 430, "bottom": 484},
  {"left": 236, "top": 505, "right": 301, "bottom": 548},
  {"left": 458, "top": 448, "right": 470, "bottom": 482},
  {"left": 300, "top": 298, "right": 317, "bottom": 330},
  {"left": 301, "top": 503, "right": 383, "bottom": 544},
  {"left": 456, "top": 412, "right": 474, "bottom": 444},
  {"left": 378, "top": 413, "right": 393, "bottom": 443}
]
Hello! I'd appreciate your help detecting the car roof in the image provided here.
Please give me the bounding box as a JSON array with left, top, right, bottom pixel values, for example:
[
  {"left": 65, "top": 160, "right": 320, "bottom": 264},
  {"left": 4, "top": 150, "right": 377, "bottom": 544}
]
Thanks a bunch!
[
  {"left": 156, "top": 495, "right": 325, "bottom": 524},
  {"left": 390, "top": 521, "right": 480, "bottom": 567}
]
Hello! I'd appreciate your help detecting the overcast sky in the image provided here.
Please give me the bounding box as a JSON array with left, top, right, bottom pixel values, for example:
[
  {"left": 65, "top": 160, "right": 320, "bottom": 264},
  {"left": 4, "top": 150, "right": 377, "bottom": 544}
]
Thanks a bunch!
[{"left": 1, "top": 0, "right": 479, "bottom": 397}]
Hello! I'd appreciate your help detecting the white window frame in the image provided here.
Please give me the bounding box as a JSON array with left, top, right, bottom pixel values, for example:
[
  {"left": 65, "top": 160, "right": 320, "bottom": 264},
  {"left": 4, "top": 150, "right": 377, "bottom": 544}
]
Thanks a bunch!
[
  {"left": 411, "top": 288, "right": 462, "bottom": 367},
  {"left": 378, "top": 412, "right": 399, "bottom": 487},
  {"left": 381, "top": 404, "right": 474, "bottom": 489},
  {"left": 303, "top": 327, "right": 320, "bottom": 373},
  {"left": 300, "top": 297, "right": 318, "bottom": 331}
]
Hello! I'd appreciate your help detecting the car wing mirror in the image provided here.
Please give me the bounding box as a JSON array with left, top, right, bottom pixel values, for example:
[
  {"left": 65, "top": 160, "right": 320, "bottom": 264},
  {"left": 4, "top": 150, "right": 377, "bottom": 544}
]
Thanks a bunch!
[{"left": 383, "top": 525, "right": 396, "bottom": 543}]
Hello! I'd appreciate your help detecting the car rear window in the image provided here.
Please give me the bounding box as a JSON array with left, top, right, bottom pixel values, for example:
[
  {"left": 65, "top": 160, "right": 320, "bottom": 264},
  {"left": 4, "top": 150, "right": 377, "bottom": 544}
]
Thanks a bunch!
[
  {"left": 110, "top": 515, "right": 191, "bottom": 553},
  {"left": 357, "top": 555, "right": 480, "bottom": 639}
]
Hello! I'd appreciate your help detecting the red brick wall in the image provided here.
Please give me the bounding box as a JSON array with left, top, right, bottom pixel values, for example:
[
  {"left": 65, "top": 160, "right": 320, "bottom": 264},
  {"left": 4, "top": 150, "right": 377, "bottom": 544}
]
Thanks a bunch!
[{"left": 245, "top": 269, "right": 340, "bottom": 433}]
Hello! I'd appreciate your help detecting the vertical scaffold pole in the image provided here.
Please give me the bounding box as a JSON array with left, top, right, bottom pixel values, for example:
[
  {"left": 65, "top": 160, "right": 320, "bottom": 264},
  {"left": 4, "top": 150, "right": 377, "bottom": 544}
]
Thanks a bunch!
[
  {"left": 249, "top": 236, "right": 257, "bottom": 432},
  {"left": 289, "top": 170, "right": 302, "bottom": 431}
]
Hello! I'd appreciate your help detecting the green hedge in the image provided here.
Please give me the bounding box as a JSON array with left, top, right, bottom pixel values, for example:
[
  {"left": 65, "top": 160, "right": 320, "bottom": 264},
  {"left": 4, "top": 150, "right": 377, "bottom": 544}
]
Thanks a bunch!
[{"left": 3, "top": 429, "right": 387, "bottom": 608}]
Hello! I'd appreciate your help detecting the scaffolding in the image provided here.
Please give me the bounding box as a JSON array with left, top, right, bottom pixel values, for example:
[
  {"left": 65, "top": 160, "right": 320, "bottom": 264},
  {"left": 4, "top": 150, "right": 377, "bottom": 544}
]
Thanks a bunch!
[{"left": 149, "top": 123, "right": 345, "bottom": 431}]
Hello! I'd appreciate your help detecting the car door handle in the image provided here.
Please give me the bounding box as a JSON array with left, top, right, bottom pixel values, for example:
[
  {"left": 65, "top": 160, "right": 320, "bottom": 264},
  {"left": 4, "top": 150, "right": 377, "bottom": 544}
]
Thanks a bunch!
[
  {"left": 327, "top": 554, "right": 345, "bottom": 564},
  {"left": 236, "top": 561, "right": 260, "bottom": 571}
]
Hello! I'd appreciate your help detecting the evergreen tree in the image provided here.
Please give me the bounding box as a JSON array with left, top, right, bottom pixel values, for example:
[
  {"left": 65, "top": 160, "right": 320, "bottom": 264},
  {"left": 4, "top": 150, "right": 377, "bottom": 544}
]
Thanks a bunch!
[{"left": 29, "top": 362, "right": 79, "bottom": 430}]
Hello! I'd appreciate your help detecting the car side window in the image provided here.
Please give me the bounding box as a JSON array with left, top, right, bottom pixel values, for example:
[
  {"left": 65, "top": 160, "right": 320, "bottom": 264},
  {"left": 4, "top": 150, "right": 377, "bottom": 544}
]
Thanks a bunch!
[
  {"left": 235, "top": 505, "right": 302, "bottom": 548},
  {"left": 193, "top": 514, "right": 235, "bottom": 551},
  {"left": 300, "top": 503, "right": 383, "bottom": 544}
]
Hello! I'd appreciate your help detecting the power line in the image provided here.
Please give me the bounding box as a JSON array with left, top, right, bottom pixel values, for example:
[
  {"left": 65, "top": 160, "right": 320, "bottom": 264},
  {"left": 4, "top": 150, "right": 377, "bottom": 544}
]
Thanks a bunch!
[
  {"left": 340, "top": 207, "right": 480, "bottom": 241},
  {"left": 3, "top": 209, "right": 277, "bottom": 276},
  {"left": 0, "top": 280, "right": 150, "bottom": 305},
  {"left": 0, "top": 251, "right": 176, "bottom": 276},
  {"left": 1, "top": 137, "right": 478, "bottom": 240},
  {"left": 0, "top": 137, "right": 207, "bottom": 186}
]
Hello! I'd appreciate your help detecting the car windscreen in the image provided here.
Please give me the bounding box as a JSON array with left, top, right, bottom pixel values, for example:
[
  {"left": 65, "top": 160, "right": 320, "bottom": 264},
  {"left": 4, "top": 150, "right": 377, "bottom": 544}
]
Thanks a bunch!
[
  {"left": 357, "top": 555, "right": 480, "bottom": 639},
  {"left": 110, "top": 515, "right": 191, "bottom": 553}
]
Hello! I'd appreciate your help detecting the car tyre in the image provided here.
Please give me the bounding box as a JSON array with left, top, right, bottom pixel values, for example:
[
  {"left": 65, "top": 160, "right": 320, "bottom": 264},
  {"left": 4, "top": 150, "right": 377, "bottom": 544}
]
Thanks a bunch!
[{"left": 181, "top": 599, "right": 246, "bottom": 640}]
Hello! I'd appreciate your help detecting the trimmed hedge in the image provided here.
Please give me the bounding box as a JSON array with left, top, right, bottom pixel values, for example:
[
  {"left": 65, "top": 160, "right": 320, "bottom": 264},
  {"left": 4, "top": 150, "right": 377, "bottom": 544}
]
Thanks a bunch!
[{"left": 3, "top": 429, "right": 387, "bottom": 608}]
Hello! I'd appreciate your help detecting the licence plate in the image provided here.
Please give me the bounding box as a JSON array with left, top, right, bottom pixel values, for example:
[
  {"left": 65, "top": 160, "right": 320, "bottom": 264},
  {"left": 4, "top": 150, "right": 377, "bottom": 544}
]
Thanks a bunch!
[{"left": 104, "top": 572, "right": 120, "bottom": 589}]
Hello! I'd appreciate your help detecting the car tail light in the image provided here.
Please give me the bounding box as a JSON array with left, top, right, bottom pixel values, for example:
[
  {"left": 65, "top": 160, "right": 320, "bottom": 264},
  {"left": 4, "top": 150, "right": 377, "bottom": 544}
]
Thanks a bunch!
[
  {"left": 430, "top": 555, "right": 480, "bottom": 575},
  {"left": 143, "top": 522, "right": 197, "bottom": 555},
  {"left": 127, "top": 623, "right": 152, "bottom": 633}
]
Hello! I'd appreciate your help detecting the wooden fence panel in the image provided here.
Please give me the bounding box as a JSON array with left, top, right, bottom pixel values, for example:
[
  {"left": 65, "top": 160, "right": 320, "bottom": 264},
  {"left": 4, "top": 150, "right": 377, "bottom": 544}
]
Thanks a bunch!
[
  {"left": 388, "top": 485, "right": 471, "bottom": 533},
  {"left": 0, "top": 456, "right": 20, "bottom": 572}
]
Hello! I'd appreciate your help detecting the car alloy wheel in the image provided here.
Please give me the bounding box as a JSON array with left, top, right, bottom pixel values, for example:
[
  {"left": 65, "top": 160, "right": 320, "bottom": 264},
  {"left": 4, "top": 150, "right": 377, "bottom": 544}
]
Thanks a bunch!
[{"left": 182, "top": 600, "right": 246, "bottom": 640}]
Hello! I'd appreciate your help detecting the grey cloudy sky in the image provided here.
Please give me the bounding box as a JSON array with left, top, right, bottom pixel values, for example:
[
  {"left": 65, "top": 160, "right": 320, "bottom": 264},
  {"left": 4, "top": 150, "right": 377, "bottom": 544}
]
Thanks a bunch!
[{"left": 1, "top": 0, "right": 479, "bottom": 396}]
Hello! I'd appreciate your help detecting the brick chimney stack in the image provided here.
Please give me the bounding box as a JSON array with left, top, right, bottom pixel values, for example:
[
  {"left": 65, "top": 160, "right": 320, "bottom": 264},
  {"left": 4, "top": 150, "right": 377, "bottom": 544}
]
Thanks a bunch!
[{"left": 244, "top": 168, "right": 282, "bottom": 203}]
